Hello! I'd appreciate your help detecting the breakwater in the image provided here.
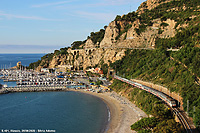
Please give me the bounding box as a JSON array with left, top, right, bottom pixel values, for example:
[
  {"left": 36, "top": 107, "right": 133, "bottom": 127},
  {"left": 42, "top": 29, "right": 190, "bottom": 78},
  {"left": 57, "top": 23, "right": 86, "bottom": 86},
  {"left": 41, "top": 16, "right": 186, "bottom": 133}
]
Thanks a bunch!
[{"left": 0, "top": 85, "right": 86, "bottom": 94}]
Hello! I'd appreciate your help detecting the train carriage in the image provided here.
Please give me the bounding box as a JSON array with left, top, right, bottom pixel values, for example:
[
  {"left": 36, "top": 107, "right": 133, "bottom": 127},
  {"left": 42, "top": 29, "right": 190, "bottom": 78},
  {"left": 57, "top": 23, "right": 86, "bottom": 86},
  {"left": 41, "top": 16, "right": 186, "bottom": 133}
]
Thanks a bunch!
[{"left": 114, "top": 75, "right": 176, "bottom": 107}]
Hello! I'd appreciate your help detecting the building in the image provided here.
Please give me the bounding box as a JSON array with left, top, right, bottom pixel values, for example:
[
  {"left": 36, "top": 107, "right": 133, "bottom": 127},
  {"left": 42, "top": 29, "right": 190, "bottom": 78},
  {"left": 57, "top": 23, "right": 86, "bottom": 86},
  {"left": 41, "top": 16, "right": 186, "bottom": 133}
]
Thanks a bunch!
[
  {"left": 41, "top": 68, "right": 57, "bottom": 73},
  {"left": 41, "top": 68, "right": 50, "bottom": 73},
  {"left": 57, "top": 65, "right": 73, "bottom": 72},
  {"left": 17, "top": 61, "right": 21, "bottom": 67},
  {"left": 86, "top": 68, "right": 103, "bottom": 75}
]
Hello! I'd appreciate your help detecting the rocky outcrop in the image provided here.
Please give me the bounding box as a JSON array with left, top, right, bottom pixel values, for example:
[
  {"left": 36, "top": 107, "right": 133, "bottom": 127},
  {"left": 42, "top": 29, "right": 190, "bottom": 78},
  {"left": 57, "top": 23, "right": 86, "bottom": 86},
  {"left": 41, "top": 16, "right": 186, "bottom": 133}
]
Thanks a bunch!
[
  {"left": 45, "top": 48, "right": 126, "bottom": 71},
  {"left": 99, "top": 18, "right": 176, "bottom": 49},
  {"left": 100, "top": 21, "right": 119, "bottom": 48},
  {"left": 84, "top": 39, "right": 95, "bottom": 49}
]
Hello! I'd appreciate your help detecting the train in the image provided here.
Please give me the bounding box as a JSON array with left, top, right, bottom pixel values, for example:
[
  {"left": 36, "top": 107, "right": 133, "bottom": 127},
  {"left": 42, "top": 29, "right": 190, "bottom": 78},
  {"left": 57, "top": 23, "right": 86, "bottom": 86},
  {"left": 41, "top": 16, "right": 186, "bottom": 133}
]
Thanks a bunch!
[{"left": 114, "top": 75, "right": 176, "bottom": 107}]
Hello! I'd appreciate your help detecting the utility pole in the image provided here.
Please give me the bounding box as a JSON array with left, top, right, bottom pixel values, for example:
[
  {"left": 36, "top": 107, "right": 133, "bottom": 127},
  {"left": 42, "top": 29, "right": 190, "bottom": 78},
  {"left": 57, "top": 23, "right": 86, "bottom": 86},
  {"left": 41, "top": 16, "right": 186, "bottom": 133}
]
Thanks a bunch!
[
  {"left": 178, "top": 93, "right": 180, "bottom": 107},
  {"left": 187, "top": 100, "right": 189, "bottom": 115},
  {"left": 193, "top": 106, "right": 196, "bottom": 119}
]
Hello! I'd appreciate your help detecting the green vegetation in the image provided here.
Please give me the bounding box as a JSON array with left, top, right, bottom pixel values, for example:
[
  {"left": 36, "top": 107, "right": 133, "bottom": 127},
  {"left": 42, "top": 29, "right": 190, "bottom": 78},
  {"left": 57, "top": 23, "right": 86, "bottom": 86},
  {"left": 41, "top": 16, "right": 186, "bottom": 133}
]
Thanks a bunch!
[
  {"left": 88, "top": 29, "right": 105, "bottom": 47},
  {"left": 115, "top": 23, "right": 132, "bottom": 40},
  {"left": 160, "top": 22, "right": 169, "bottom": 27},
  {"left": 71, "top": 28, "right": 105, "bottom": 49},
  {"left": 101, "top": 63, "right": 108, "bottom": 75},
  {"left": 57, "top": 47, "right": 69, "bottom": 55},
  {"left": 114, "top": 0, "right": 200, "bottom": 39},
  {"left": 109, "top": 80, "right": 182, "bottom": 132},
  {"left": 114, "top": 12, "right": 137, "bottom": 39},
  {"left": 71, "top": 41, "right": 86, "bottom": 50},
  {"left": 110, "top": 47, "right": 200, "bottom": 129},
  {"left": 156, "top": 23, "right": 200, "bottom": 49},
  {"left": 172, "top": 46, "right": 200, "bottom": 77},
  {"left": 28, "top": 53, "right": 54, "bottom": 69},
  {"left": 134, "top": 24, "right": 147, "bottom": 35},
  {"left": 86, "top": 71, "right": 100, "bottom": 78},
  {"left": 114, "top": 11, "right": 137, "bottom": 22},
  {"left": 28, "top": 46, "right": 71, "bottom": 69},
  {"left": 131, "top": 117, "right": 158, "bottom": 131},
  {"left": 96, "top": 79, "right": 103, "bottom": 86},
  {"left": 70, "top": 4, "right": 200, "bottom": 127}
]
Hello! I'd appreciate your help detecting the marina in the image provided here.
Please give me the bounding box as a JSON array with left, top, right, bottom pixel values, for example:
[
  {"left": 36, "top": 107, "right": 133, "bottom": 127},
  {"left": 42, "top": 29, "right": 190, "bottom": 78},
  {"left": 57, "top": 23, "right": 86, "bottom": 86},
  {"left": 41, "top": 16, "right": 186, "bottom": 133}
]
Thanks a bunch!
[
  {"left": 0, "top": 68, "right": 87, "bottom": 94},
  {"left": 0, "top": 68, "right": 75, "bottom": 86}
]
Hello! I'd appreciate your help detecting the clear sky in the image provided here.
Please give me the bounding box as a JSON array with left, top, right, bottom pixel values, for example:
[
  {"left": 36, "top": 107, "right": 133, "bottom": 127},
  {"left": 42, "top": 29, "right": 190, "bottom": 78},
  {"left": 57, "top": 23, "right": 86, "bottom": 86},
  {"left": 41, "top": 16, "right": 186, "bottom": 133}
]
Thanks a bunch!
[{"left": 0, "top": 0, "right": 146, "bottom": 53}]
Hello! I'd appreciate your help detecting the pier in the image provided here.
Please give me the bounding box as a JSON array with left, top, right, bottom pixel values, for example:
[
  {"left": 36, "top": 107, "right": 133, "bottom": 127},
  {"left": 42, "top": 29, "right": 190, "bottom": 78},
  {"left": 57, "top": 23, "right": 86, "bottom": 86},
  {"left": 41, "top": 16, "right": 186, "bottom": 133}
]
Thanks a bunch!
[{"left": 0, "top": 85, "right": 86, "bottom": 94}]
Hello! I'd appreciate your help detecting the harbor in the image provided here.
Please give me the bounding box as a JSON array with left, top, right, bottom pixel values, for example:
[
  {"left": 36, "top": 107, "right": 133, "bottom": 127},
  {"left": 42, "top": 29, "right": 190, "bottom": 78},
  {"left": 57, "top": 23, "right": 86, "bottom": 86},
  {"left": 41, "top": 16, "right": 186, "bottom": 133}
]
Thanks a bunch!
[
  {"left": 0, "top": 60, "right": 113, "bottom": 95},
  {"left": 0, "top": 68, "right": 76, "bottom": 87},
  {"left": 0, "top": 66, "right": 87, "bottom": 94}
]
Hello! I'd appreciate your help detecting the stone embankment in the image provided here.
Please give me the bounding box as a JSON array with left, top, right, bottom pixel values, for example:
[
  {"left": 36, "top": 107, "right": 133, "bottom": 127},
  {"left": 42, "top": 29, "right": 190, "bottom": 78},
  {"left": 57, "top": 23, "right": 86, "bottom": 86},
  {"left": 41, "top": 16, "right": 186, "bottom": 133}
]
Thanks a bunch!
[{"left": 0, "top": 85, "right": 85, "bottom": 94}]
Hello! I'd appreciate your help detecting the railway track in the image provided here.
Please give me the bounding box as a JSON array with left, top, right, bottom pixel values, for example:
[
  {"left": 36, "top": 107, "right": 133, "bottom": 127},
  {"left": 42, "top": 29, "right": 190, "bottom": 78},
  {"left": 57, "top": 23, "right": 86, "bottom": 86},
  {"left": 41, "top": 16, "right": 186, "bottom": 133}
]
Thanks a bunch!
[
  {"left": 172, "top": 108, "right": 192, "bottom": 133},
  {"left": 113, "top": 75, "right": 193, "bottom": 132}
]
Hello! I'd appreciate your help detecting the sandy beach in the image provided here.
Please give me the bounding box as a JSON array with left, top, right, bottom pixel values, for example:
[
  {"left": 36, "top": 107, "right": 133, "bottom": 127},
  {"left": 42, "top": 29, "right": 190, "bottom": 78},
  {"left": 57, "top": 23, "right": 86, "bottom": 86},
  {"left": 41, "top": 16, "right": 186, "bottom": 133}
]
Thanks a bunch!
[{"left": 76, "top": 90, "right": 147, "bottom": 133}]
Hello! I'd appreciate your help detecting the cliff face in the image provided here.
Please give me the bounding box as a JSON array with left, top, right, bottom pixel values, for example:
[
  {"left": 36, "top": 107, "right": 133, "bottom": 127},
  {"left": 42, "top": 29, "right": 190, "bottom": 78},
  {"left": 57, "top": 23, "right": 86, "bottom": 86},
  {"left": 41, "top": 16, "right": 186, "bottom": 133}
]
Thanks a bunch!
[
  {"left": 46, "top": 48, "right": 126, "bottom": 70},
  {"left": 100, "top": 18, "right": 176, "bottom": 48},
  {"left": 100, "top": 21, "right": 119, "bottom": 48}
]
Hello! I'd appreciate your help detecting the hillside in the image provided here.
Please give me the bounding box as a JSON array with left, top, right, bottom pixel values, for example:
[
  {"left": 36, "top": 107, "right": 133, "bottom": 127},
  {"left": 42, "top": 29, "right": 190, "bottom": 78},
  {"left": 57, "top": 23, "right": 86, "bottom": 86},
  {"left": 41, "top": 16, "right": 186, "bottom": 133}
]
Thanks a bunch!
[
  {"left": 30, "top": 0, "right": 200, "bottom": 71},
  {"left": 29, "top": 0, "right": 200, "bottom": 130}
]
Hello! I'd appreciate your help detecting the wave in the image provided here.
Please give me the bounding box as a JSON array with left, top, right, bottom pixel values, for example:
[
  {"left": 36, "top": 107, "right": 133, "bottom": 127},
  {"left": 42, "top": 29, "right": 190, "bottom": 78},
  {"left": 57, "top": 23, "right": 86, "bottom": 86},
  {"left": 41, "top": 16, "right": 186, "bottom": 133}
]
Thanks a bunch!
[{"left": 103, "top": 103, "right": 111, "bottom": 133}]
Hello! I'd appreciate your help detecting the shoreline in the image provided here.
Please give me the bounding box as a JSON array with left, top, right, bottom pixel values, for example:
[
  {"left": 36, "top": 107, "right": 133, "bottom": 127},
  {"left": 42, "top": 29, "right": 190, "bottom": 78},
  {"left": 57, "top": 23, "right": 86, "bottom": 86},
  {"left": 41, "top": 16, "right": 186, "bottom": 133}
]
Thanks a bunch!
[
  {"left": 0, "top": 88, "right": 147, "bottom": 132},
  {"left": 73, "top": 90, "right": 147, "bottom": 133}
]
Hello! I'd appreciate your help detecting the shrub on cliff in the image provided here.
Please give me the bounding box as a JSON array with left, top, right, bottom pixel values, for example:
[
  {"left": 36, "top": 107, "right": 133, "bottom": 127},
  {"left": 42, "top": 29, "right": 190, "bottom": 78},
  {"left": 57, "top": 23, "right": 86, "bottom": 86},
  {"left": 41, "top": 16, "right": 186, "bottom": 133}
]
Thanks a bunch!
[
  {"left": 89, "top": 29, "right": 105, "bottom": 45},
  {"left": 153, "top": 119, "right": 182, "bottom": 133},
  {"left": 71, "top": 41, "right": 86, "bottom": 50},
  {"left": 131, "top": 117, "right": 158, "bottom": 131}
]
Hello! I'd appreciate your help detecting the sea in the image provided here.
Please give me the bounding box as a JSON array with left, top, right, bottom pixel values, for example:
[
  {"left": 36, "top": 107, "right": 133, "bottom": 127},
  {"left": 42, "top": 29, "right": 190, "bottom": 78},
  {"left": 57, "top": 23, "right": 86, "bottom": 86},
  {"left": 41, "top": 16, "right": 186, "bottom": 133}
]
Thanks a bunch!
[{"left": 0, "top": 54, "right": 109, "bottom": 133}]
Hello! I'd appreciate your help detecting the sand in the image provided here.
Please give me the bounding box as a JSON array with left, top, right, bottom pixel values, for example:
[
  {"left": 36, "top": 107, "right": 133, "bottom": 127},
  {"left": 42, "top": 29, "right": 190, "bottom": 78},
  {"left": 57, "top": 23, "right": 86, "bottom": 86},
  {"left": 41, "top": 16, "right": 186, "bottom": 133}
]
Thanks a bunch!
[{"left": 75, "top": 90, "right": 147, "bottom": 133}]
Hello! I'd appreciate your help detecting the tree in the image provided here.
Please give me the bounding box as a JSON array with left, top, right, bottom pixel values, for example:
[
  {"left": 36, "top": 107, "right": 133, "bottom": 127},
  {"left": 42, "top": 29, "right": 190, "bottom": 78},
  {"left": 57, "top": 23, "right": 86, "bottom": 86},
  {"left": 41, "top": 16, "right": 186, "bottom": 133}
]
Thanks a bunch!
[
  {"left": 152, "top": 104, "right": 172, "bottom": 120},
  {"left": 131, "top": 117, "right": 158, "bottom": 131},
  {"left": 153, "top": 119, "right": 182, "bottom": 133}
]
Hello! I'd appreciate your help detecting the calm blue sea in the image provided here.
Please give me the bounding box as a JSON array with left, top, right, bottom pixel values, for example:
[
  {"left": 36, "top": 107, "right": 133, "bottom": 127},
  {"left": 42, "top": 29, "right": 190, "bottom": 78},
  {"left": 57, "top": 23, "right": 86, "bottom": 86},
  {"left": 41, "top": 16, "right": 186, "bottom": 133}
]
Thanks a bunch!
[
  {"left": 0, "top": 54, "right": 109, "bottom": 133},
  {"left": 0, "top": 91, "right": 109, "bottom": 133},
  {"left": 0, "top": 54, "right": 45, "bottom": 69}
]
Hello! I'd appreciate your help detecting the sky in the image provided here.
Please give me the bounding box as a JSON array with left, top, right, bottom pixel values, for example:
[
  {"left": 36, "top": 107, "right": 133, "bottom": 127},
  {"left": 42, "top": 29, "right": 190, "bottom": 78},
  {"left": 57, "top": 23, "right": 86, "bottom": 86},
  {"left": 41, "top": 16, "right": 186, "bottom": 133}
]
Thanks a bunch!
[{"left": 0, "top": 0, "right": 146, "bottom": 53}]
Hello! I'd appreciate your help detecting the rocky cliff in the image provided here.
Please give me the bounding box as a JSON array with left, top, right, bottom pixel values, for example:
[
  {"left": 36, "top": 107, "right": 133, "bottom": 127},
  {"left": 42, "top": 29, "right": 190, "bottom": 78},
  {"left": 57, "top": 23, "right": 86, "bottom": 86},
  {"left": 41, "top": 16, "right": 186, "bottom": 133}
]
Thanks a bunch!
[
  {"left": 100, "top": 18, "right": 176, "bottom": 48},
  {"left": 39, "top": 48, "right": 126, "bottom": 71}
]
